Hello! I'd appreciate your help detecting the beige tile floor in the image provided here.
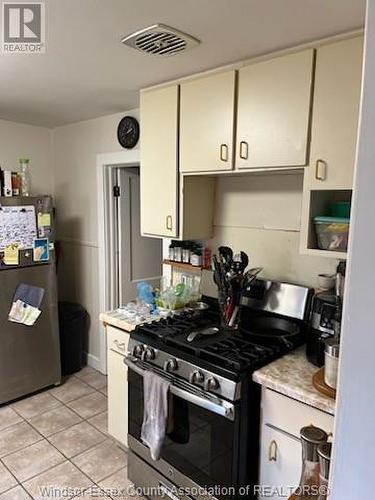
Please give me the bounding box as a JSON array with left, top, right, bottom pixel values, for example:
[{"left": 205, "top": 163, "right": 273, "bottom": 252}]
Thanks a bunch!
[{"left": 0, "top": 367, "right": 133, "bottom": 499}]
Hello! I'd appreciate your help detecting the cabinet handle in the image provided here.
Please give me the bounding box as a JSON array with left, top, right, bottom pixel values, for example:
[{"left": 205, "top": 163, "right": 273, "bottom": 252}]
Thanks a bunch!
[
  {"left": 166, "top": 215, "right": 173, "bottom": 231},
  {"left": 315, "top": 159, "right": 327, "bottom": 181},
  {"left": 114, "top": 339, "right": 126, "bottom": 350},
  {"left": 239, "top": 141, "right": 249, "bottom": 160},
  {"left": 268, "top": 440, "right": 278, "bottom": 462},
  {"left": 220, "top": 144, "right": 229, "bottom": 162}
]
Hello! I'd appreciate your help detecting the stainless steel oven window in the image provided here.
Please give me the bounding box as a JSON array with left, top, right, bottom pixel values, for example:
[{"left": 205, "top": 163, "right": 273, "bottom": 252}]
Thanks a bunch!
[{"left": 127, "top": 367, "right": 239, "bottom": 497}]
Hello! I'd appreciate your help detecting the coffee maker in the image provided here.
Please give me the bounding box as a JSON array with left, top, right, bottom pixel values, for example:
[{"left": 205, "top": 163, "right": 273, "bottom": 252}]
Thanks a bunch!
[
  {"left": 306, "top": 262, "right": 345, "bottom": 367},
  {"left": 306, "top": 293, "right": 336, "bottom": 366}
]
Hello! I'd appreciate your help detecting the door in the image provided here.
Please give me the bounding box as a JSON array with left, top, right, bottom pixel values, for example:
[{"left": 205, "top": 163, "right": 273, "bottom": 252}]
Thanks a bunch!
[
  {"left": 308, "top": 36, "right": 363, "bottom": 190},
  {"left": 180, "top": 71, "right": 236, "bottom": 173},
  {"left": 0, "top": 264, "right": 61, "bottom": 404},
  {"left": 236, "top": 50, "right": 314, "bottom": 169},
  {"left": 259, "top": 424, "right": 301, "bottom": 500},
  {"left": 116, "top": 168, "right": 162, "bottom": 306},
  {"left": 140, "top": 85, "right": 179, "bottom": 237}
]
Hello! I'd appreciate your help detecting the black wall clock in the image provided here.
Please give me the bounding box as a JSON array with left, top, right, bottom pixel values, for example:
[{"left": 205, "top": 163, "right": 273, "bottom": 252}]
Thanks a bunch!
[{"left": 117, "top": 116, "right": 140, "bottom": 149}]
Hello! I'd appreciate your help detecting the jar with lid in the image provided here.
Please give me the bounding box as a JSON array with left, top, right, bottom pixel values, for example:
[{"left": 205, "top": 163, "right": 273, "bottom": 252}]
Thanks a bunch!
[
  {"left": 317, "top": 442, "right": 332, "bottom": 500},
  {"left": 174, "top": 242, "right": 182, "bottom": 262},
  {"left": 168, "top": 241, "right": 176, "bottom": 261},
  {"left": 190, "top": 245, "right": 202, "bottom": 266},
  {"left": 182, "top": 242, "right": 191, "bottom": 263},
  {"left": 19, "top": 158, "right": 31, "bottom": 196},
  {"left": 294, "top": 425, "right": 328, "bottom": 500}
]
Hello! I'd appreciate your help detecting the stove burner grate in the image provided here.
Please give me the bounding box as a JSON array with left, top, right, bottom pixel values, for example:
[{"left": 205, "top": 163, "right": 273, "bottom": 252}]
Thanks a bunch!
[{"left": 201, "top": 337, "right": 280, "bottom": 371}]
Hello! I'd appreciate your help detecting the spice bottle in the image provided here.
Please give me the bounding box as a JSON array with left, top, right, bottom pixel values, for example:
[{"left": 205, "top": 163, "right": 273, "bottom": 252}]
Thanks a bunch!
[
  {"left": 317, "top": 443, "right": 332, "bottom": 500},
  {"left": 182, "top": 242, "right": 191, "bottom": 263},
  {"left": 294, "top": 426, "right": 328, "bottom": 500},
  {"left": 174, "top": 242, "right": 182, "bottom": 262},
  {"left": 190, "top": 248, "right": 202, "bottom": 267},
  {"left": 168, "top": 241, "right": 175, "bottom": 261},
  {"left": 203, "top": 247, "right": 212, "bottom": 269}
]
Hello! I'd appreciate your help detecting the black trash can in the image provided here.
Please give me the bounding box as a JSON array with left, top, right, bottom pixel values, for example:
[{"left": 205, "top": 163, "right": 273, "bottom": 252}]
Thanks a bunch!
[{"left": 58, "top": 302, "right": 89, "bottom": 375}]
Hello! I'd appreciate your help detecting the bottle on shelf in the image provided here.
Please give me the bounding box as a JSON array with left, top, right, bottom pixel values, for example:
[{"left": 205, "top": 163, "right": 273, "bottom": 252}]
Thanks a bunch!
[
  {"left": 19, "top": 158, "right": 31, "bottom": 196},
  {"left": 190, "top": 244, "right": 203, "bottom": 267},
  {"left": 168, "top": 241, "right": 176, "bottom": 261}
]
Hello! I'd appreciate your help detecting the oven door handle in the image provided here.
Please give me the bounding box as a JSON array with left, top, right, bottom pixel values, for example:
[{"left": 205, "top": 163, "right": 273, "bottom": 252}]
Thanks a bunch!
[
  {"left": 159, "top": 482, "right": 181, "bottom": 500},
  {"left": 124, "top": 356, "right": 235, "bottom": 421}
]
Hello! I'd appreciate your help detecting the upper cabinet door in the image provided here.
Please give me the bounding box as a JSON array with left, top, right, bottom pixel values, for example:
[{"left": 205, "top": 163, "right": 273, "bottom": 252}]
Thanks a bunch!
[
  {"left": 308, "top": 37, "right": 363, "bottom": 190},
  {"left": 140, "top": 85, "right": 179, "bottom": 238},
  {"left": 236, "top": 50, "right": 314, "bottom": 169},
  {"left": 180, "top": 71, "right": 236, "bottom": 173}
]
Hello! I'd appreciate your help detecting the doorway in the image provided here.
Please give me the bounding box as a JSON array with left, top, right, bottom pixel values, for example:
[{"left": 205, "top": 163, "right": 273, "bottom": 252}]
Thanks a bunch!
[
  {"left": 97, "top": 151, "right": 162, "bottom": 373},
  {"left": 111, "top": 166, "right": 162, "bottom": 306}
]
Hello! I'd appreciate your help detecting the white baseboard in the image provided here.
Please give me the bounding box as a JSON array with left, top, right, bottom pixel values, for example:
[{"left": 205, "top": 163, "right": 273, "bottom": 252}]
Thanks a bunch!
[{"left": 86, "top": 352, "right": 106, "bottom": 374}]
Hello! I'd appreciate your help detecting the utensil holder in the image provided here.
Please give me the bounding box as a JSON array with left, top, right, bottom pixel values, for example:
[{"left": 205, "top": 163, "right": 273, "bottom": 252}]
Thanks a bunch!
[{"left": 218, "top": 292, "right": 242, "bottom": 330}]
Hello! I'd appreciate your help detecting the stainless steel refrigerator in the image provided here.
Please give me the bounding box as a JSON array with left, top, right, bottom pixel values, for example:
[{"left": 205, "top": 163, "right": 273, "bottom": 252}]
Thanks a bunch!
[{"left": 0, "top": 196, "right": 61, "bottom": 404}]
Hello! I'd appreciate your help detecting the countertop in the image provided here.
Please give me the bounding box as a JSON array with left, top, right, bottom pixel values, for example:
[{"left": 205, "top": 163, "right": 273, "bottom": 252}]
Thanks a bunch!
[
  {"left": 99, "top": 310, "right": 138, "bottom": 332},
  {"left": 253, "top": 347, "right": 336, "bottom": 415},
  {"left": 100, "top": 309, "right": 162, "bottom": 332}
]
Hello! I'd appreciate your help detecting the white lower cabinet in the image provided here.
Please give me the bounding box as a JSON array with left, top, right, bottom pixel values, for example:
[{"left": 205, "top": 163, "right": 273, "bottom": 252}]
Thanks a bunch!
[
  {"left": 259, "top": 424, "right": 301, "bottom": 500},
  {"left": 258, "top": 388, "right": 334, "bottom": 499},
  {"left": 107, "top": 325, "right": 130, "bottom": 447}
]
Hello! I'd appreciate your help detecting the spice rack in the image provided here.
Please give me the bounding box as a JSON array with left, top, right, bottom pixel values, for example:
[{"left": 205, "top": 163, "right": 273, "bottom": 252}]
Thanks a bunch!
[{"left": 163, "top": 259, "right": 205, "bottom": 273}]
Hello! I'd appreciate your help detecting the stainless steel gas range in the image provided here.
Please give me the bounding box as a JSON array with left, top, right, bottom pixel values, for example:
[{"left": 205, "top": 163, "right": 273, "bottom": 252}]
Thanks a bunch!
[{"left": 124, "top": 280, "right": 313, "bottom": 500}]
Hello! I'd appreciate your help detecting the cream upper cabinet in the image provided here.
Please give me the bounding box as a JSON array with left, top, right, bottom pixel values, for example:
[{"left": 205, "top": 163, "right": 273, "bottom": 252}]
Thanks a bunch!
[
  {"left": 140, "top": 84, "right": 214, "bottom": 240},
  {"left": 140, "top": 85, "right": 179, "bottom": 238},
  {"left": 308, "top": 36, "right": 363, "bottom": 190},
  {"left": 236, "top": 50, "right": 314, "bottom": 169},
  {"left": 180, "top": 71, "right": 236, "bottom": 173}
]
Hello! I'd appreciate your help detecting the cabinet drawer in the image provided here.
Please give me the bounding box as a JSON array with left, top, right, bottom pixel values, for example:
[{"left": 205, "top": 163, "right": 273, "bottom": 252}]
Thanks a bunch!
[
  {"left": 262, "top": 388, "right": 334, "bottom": 439},
  {"left": 259, "top": 424, "right": 301, "bottom": 500},
  {"left": 107, "top": 325, "right": 130, "bottom": 356}
]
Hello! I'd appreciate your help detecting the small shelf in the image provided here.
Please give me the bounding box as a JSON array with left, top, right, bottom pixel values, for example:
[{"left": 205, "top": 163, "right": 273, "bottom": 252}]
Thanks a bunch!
[
  {"left": 163, "top": 259, "right": 205, "bottom": 273},
  {"left": 302, "top": 189, "right": 352, "bottom": 259},
  {"left": 304, "top": 248, "right": 347, "bottom": 260}
]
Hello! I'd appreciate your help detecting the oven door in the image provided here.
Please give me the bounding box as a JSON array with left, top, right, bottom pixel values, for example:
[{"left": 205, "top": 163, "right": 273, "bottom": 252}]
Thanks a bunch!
[{"left": 125, "top": 356, "right": 240, "bottom": 495}]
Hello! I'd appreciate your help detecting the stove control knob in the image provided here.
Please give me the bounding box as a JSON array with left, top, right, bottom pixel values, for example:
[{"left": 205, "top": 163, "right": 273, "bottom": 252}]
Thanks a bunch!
[
  {"left": 189, "top": 370, "right": 204, "bottom": 385},
  {"left": 133, "top": 345, "right": 144, "bottom": 358},
  {"left": 142, "top": 347, "right": 155, "bottom": 361},
  {"left": 204, "top": 377, "right": 220, "bottom": 391},
  {"left": 164, "top": 358, "right": 178, "bottom": 372}
]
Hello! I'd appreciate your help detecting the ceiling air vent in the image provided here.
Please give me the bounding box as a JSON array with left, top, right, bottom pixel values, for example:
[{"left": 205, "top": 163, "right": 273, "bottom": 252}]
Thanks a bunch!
[{"left": 121, "top": 24, "right": 200, "bottom": 57}]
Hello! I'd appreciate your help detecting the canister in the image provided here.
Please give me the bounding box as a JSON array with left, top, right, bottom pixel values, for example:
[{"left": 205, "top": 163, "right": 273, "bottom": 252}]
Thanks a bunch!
[{"left": 324, "top": 340, "right": 339, "bottom": 389}]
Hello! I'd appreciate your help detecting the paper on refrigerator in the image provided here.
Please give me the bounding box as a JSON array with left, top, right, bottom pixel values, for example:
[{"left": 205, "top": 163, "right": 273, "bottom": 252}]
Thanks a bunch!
[
  {"left": 0, "top": 205, "right": 37, "bottom": 250},
  {"left": 3, "top": 243, "right": 19, "bottom": 265},
  {"left": 8, "top": 300, "right": 42, "bottom": 326},
  {"left": 8, "top": 284, "right": 45, "bottom": 327}
]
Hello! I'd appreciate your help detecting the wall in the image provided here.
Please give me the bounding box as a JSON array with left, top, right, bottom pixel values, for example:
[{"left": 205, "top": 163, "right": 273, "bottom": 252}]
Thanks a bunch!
[
  {"left": 0, "top": 119, "right": 53, "bottom": 194},
  {"left": 200, "top": 172, "right": 338, "bottom": 297},
  {"left": 330, "top": 0, "right": 375, "bottom": 496},
  {"left": 52, "top": 109, "right": 139, "bottom": 367}
]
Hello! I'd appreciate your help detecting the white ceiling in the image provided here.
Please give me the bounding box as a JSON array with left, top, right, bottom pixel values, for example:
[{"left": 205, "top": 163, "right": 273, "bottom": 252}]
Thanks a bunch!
[{"left": 0, "top": 0, "right": 365, "bottom": 127}]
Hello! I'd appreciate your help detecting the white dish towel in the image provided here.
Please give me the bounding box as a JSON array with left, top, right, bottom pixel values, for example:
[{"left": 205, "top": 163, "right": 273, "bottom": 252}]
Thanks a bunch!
[{"left": 141, "top": 371, "right": 170, "bottom": 460}]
